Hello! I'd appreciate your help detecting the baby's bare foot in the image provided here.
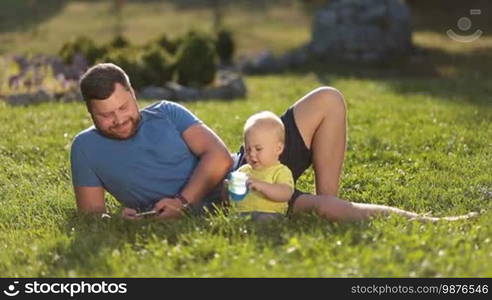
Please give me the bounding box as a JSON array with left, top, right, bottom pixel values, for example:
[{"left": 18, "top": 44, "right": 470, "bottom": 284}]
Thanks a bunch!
[{"left": 410, "top": 212, "right": 479, "bottom": 222}]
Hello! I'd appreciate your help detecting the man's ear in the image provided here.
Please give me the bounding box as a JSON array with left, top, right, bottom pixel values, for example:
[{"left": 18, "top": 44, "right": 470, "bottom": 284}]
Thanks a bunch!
[{"left": 85, "top": 101, "right": 92, "bottom": 114}]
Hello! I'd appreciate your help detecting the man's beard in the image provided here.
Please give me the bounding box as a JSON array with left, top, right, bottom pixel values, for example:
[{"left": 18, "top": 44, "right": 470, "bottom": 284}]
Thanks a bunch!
[{"left": 97, "top": 114, "right": 141, "bottom": 140}]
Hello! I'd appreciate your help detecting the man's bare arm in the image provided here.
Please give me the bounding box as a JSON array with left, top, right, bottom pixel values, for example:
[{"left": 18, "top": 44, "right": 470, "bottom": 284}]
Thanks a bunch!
[
  {"left": 180, "top": 123, "right": 233, "bottom": 204},
  {"left": 74, "top": 186, "right": 106, "bottom": 214}
]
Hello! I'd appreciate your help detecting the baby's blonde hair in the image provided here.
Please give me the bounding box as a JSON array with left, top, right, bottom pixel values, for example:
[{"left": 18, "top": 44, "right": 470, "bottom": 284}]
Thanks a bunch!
[{"left": 243, "top": 111, "right": 285, "bottom": 143}]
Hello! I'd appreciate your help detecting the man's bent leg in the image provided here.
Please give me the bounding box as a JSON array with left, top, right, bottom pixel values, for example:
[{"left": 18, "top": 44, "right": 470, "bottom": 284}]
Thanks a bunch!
[{"left": 292, "top": 87, "right": 347, "bottom": 196}]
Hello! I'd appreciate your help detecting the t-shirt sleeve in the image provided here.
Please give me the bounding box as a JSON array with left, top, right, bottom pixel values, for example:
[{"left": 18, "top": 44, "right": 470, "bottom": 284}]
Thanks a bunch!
[
  {"left": 274, "top": 165, "right": 294, "bottom": 188},
  {"left": 70, "top": 137, "right": 103, "bottom": 187},
  {"left": 162, "top": 101, "right": 203, "bottom": 133}
]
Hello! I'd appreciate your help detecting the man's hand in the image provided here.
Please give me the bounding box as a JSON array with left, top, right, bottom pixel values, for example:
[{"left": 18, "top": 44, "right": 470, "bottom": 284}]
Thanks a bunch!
[
  {"left": 121, "top": 207, "right": 142, "bottom": 220},
  {"left": 153, "top": 197, "right": 185, "bottom": 220}
]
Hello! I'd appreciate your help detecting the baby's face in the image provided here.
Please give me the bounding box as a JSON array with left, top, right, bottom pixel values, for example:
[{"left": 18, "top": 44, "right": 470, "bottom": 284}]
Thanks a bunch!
[{"left": 244, "top": 128, "right": 283, "bottom": 170}]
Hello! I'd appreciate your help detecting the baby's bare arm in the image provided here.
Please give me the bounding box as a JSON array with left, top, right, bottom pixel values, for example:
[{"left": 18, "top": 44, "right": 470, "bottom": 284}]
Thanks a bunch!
[{"left": 247, "top": 178, "right": 293, "bottom": 202}]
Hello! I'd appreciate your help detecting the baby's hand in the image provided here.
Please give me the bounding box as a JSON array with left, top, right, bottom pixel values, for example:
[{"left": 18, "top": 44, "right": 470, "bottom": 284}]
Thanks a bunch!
[{"left": 247, "top": 178, "right": 262, "bottom": 192}]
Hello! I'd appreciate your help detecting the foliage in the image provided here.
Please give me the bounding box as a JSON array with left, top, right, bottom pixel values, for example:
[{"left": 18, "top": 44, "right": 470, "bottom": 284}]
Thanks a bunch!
[
  {"left": 57, "top": 29, "right": 226, "bottom": 89},
  {"left": 0, "top": 56, "right": 74, "bottom": 96},
  {"left": 216, "top": 29, "right": 235, "bottom": 65},
  {"left": 153, "top": 33, "right": 182, "bottom": 55},
  {"left": 58, "top": 36, "right": 107, "bottom": 65},
  {"left": 98, "top": 47, "right": 145, "bottom": 89},
  {"left": 140, "top": 45, "right": 175, "bottom": 86},
  {"left": 109, "top": 34, "right": 131, "bottom": 49},
  {"left": 175, "top": 31, "right": 217, "bottom": 87}
]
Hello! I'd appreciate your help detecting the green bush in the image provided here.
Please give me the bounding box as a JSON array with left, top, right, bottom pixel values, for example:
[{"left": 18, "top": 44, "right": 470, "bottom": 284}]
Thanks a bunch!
[
  {"left": 61, "top": 31, "right": 220, "bottom": 89},
  {"left": 109, "top": 35, "right": 130, "bottom": 49},
  {"left": 98, "top": 48, "right": 145, "bottom": 89},
  {"left": 154, "top": 33, "right": 182, "bottom": 55},
  {"left": 140, "top": 46, "right": 175, "bottom": 86},
  {"left": 216, "top": 29, "right": 235, "bottom": 65},
  {"left": 175, "top": 31, "right": 217, "bottom": 87},
  {"left": 59, "top": 36, "right": 106, "bottom": 65}
]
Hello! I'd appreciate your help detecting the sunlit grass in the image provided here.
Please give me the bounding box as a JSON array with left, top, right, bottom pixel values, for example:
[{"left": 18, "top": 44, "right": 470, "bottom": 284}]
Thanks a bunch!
[
  {"left": 1, "top": 73, "right": 491, "bottom": 277},
  {"left": 0, "top": 0, "right": 491, "bottom": 277}
]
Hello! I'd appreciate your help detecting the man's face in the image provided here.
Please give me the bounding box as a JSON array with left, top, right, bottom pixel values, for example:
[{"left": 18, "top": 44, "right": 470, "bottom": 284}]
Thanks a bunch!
[{"left": 89, "top": 83, "right": 141, "bottom": 140}]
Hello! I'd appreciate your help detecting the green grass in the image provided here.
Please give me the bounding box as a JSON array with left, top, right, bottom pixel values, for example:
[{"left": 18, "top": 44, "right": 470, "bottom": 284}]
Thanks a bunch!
[
  {"left": 0, "top": 0, "right": 492, "bottom": 277},
  {"left": 1, "top": 73, "right": 491, "bottom": 277}
]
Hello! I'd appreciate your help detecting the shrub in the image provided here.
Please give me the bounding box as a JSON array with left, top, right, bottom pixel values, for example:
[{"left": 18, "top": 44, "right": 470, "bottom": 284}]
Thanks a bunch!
[
  {"left": 109, "top": 35, "right": 130, "bottom": 49},
  {"left": 154, "top": 33, "right": 182, "bottom": 55},
  {"left": 99, "top": 48, "right": 144, "bottom": 89},
  {"left": 59, "top": 36, "right": 106, "bottom": 65},
  {"left": 216, "top": 29, "right": 235, "bottom": 65},
  {"left": 140, "top": 46, "right": 175, "bottom": 86},
  {"left": 175, "top": 31, "right": 217, "bottom": 87}
]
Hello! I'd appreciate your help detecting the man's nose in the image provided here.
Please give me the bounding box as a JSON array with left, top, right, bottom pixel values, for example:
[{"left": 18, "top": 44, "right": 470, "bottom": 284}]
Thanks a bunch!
[{"left": 113, "top": 112, "right": 123, "bottom": 125}]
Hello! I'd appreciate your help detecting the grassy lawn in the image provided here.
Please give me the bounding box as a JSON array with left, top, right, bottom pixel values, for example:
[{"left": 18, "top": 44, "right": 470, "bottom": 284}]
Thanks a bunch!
[
  {"left": 0, "top": 1, "right": 491, "bottom": 277},
  {"left": 1, "top": 73, "right": 491, "bottom": 277}
]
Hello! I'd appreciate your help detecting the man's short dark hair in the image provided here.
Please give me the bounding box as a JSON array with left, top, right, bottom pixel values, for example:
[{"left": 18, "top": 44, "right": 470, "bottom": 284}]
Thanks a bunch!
[{"left": 79, "top": 63, "right": 132, "bottom": 103}]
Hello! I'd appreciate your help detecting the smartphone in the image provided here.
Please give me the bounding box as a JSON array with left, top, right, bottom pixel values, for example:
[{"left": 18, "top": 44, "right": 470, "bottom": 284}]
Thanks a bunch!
[{"left": 135, "top": 210, "right": 157, "bottom": 217}]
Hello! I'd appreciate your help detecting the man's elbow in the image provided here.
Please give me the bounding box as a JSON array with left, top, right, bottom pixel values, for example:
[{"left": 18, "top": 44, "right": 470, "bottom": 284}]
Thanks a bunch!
[
  {"left": 217, "top": 150, "right": 233, "bottom": 174},
  {"left": 209, "top": 148, "right": 233, "bottom": 174},
  {"left": 202, "top": 146, "right": 233, "bottom": 178}
]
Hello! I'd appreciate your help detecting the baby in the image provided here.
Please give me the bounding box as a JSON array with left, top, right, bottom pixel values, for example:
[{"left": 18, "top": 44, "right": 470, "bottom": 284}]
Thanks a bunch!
[{"left": 233, "top": 111, "right": 294, "bottom": 221}]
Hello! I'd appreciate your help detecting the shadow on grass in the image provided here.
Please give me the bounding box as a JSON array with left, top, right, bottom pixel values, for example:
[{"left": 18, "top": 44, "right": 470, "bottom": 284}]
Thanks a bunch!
[
  {"left": 39, "top": 211, "right": 202, "bottom": 276},
  {"left": 0, "top": 0, "right": 289, "bottom": 35},
  {"left": 0, "top": 0, "right": 67, "bottom": 34},
  {"left": 279, "top": 45, "right": 492, "bottom": 107},
  {"left": 37, "top": 208, "right": 374, "bottom": 276}
]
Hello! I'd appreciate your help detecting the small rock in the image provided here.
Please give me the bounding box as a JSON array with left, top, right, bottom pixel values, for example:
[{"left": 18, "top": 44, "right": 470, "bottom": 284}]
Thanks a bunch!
[
  {"left": 6, "top": 89, "right": 53, "bottom": 106},
  {"left": 240, "top": 50, "right": 283, "bottom": 74},
  {"left": 165, "top": 82, "right": 200, "bottom": 102},
  {"left": 138, "top": 86, "right": 174, "bottom": 100}
]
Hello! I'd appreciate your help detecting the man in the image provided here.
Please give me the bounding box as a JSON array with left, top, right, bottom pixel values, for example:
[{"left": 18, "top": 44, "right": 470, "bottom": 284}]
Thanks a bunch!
[
  {"left": 72, "top": 63, "right": 475, "bottom": 221},
  {"left": 71, "top": 63, "right": 232, "bottom": 219}
]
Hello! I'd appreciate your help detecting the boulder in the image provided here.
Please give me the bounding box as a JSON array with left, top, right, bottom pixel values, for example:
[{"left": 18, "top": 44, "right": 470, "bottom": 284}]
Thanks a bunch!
[{"left": 310, "top": 0, "right": 412, "bottom": 62}]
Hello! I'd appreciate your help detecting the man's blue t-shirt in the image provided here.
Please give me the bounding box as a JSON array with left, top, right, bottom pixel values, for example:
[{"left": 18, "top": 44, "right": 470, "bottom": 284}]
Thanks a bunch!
[{"left": 70, "top": 101, "right": 202, "bottom": 210}]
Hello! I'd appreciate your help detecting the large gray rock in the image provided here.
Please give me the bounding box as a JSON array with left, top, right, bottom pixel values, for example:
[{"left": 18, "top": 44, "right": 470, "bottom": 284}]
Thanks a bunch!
[
  {"left": 310, "top": 0, "right": 412, "bottom": 62},
  {"left": 239, "top": 51, "right": 283, "bottom": 75},
  {"left": 162, "top": 70, "right": 247, "bottom": 101},
  {"left": 240, "top": 46, "right": 310, "bottom": 75},
  {"left": 201, "top": 70, "right": 247, "bottom": 100}
]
